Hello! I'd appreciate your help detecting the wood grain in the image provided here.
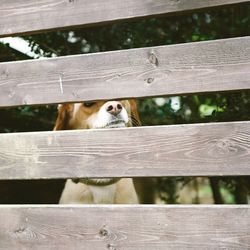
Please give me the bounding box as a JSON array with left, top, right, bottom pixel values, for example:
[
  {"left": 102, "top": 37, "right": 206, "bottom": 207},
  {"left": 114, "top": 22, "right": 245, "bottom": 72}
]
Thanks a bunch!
[
  {"left": 0, "top": 205, "right": 249, "bottom": 249},
  {"left": 0, "top": 0, "right": 249, "bottom": 37},
  {"left": 0, "top": 121, "right": 249, "bottom": 179},
  {"left": 0, "top": 36, "right": 250, "bottom": 107}
]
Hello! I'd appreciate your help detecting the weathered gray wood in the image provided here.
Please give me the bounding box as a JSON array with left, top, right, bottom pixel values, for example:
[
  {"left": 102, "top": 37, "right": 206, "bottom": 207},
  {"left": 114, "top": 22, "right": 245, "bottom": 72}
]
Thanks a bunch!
[
  {"left": 1, "top": 36, "right": 250, "bottom": 107},
  {"left": 0, "top": 205, "right": 249, "bottom": 249},
  {"left": 0, "top": 121, "right": 249, "bottom": 179},
  {"left": 0, "top": 0, "right": 249, "bottom": 37}
]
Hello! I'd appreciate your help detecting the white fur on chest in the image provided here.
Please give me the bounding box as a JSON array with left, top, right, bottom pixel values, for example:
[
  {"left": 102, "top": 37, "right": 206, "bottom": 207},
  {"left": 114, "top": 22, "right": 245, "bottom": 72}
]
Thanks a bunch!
[{"left": 89, "top": 184, "right": 117, "bottom": 204}]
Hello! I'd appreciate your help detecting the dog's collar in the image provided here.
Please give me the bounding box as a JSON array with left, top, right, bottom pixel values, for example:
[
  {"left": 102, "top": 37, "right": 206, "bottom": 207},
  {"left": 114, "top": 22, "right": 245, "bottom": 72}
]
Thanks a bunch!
[{"left": 72, "top": 178, "right": 121, "bottom": 186}]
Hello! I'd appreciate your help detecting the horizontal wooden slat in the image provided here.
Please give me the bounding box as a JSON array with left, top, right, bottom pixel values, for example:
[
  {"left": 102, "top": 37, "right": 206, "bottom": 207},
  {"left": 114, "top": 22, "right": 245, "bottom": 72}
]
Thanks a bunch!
[
  {"left": 0, "top": 0, "right": 249, "bottom": 37},
  {"left": 0, "top": 205, "right": 249, "bottom": 249},
  {"left": 1, "top": 36, "right": 250, "bottom": 108},
  {"left": 0, "top": 121, "right": 249, "bottom": 179}
]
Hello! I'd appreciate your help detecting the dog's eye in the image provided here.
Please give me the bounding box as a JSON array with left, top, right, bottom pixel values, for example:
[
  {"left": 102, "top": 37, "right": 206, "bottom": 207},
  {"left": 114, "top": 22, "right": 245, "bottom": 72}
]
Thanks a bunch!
[{"left": 83, "top": 101, "right": 96, "bottom": 107}]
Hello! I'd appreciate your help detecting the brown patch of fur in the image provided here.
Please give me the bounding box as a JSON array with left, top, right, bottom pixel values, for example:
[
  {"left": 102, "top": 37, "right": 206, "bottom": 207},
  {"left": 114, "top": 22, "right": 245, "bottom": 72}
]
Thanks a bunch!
[{"left": 53, "top": 104, "right": 74, "bottom": 130}]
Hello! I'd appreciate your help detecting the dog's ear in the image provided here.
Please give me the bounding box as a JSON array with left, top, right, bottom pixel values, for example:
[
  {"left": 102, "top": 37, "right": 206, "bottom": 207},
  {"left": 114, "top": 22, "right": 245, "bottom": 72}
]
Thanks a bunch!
[
  {"left": 129, "top": 99, "right": 141, "bottom": 127},
  {"left": 53, "top": 104, "right": 74, "bottom": 130}
]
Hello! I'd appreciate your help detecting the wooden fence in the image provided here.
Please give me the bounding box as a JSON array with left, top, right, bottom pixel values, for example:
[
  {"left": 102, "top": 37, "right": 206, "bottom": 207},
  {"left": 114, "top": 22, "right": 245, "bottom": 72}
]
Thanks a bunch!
[{"left": 0, "top": 0, "right": 250, "bottom": 249}]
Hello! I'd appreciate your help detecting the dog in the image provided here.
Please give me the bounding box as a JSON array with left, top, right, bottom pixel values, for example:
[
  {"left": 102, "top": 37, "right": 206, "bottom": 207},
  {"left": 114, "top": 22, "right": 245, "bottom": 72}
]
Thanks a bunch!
[{"left": 54, "top": 100, "right": 141, "bottom": 204}]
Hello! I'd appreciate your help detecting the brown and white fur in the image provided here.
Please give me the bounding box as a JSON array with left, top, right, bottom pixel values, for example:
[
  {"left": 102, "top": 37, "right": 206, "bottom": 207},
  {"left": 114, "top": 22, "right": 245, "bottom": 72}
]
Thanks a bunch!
[{"left": 54, "top": 100, "right": 141, "bottom": 204}]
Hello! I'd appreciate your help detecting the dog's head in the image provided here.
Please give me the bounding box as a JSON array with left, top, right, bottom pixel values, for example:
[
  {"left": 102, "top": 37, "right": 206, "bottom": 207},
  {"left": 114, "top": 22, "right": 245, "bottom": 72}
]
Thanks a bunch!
[{"left": 54, "top": 99, "right": 140, "bottom": 131}]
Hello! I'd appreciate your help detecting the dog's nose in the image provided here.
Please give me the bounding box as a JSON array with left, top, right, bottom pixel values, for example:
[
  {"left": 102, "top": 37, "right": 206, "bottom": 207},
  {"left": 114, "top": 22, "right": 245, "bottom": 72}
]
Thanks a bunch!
[{"left": 106, "top": 101, "right": 123, "bottom": 116}]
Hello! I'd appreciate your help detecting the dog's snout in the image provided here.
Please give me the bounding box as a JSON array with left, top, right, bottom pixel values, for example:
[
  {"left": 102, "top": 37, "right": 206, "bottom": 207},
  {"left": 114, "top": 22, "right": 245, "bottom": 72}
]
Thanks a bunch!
[{"left": 106, "top": 101, "right": 123, "bottom": 116}]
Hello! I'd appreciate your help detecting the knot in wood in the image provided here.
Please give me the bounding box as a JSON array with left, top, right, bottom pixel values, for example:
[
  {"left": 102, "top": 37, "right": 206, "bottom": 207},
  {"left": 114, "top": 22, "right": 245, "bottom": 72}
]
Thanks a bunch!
[
  {"left": 107, "top": 243, "right": 116, "bottom": 250},
  {"left": 149, "top": 52, "right": 158, "bottom": 66},
  {"left": 14, "top": 227, "right": 26, "bottom": 234},
  {"left": 99, "top": 228, "right": 109, "bottom": 237},
  {"left": 147, "top": 77, "right": 154, "bottom": 84}
]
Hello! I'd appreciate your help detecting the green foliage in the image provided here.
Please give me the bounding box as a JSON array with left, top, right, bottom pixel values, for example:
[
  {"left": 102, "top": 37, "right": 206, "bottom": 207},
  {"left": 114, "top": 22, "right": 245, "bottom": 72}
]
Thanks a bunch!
[
  {"left": 1, "top": 3, "right": 250, "bottom": 203},
  {"left": 0, "top": 106, "right": 56, "bottom": 133}
]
